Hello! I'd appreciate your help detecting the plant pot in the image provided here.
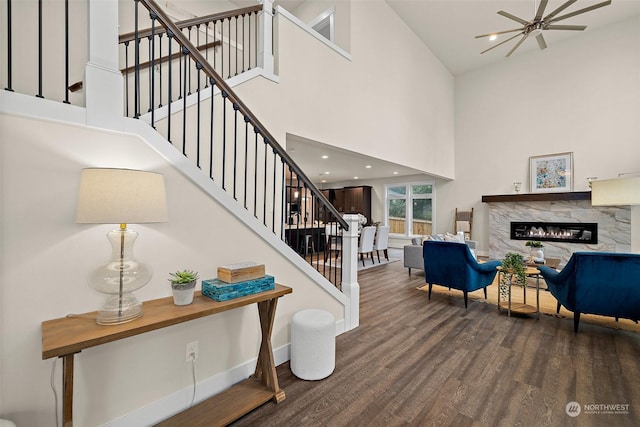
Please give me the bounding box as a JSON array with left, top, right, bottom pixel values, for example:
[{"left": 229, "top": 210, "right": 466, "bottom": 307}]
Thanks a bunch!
[
  {"left": 171, "top": 280, "right": 196, "bottom": 305},
  {"left": 530, "top": 248, "right": 545, "bottom": 263}
]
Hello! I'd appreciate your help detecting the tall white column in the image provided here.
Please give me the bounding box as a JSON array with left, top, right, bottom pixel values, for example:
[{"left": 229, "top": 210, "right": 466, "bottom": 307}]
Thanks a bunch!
[
  {"left": 257, "top": 0, "right": 275, "bottom": 75},
  {"left": 85, "top": 0, "right": 124, "bottom": 130},
  {"left": 341, "top": 214, "right": 360, "bottom": 330}
]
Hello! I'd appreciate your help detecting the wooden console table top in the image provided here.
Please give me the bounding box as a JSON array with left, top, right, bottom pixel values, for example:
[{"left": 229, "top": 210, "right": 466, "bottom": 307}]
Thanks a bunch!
[{"left": 42, "top": 285, "right": 292, "bottom": 359}]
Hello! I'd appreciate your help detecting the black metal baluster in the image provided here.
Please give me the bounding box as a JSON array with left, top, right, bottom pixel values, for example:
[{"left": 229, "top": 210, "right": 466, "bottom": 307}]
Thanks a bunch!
[
  {"left": 221, "top": 90, "right": 228, "bottom": 190},
  {"left": 134, "top": 0, "right": 140, "bottom": 117},
  {"left": 182, "top": 46, "right": 188, "bottom": 155},
  {"left": 235, "top": 15, "right": 238, "bottom": 76},
  {"left": 244, "top": 115, "right": 250, "bottom": 209},
  {"left": 213, "top": 21, "right": 217, "bottom": 71},
  {"left": 248, "top": 12, "right": 252, "bottom": 71},
  {"left": 263, "top": 137, "right": 268, "bottom": 225},
  {"left": 5, "top": 0, "right": 12, "bottom": 91},
  {"left": 227, "top": 17, "right": 231, "bottom": 79},
  {"left": 124, "top": 41, "right": 130, "bottom": 116},
  {"left": 272, "top": 149, "right": 277, "bottom": 232},
  {"left": 281, "top": 161, "right": 286, "bottom": 240},
  {"left": 187, "top": 27, "right": 192, "bottom": 95},
  {"left": 204, "top": 23, "right": 209, "bottom": 88},
  {"left": 233, "top": 102, "right": 239, "bottom": 200},
  {"left": 149, "top": 14, "right": 157, "bottom": 126},
  {"left": 147, "top": 35, "right": 152, "bottom": 112},
  {"left": 37, "top": 0, "right": 43, "bottom": 98},
  {"left": 158, "top": 33, "right": 163, "bottom": 107},
  {"left": 254, "top": 128, "right": 259, "bottom": 217},
  {"left": 167, "top": 31, "right": 173, "bottom": 142},
  {"left": 196, "top": 63, "right": 202, "bottom": 168},
  {"left": 209, "top": 79, "right": 215, "bottom": 179},
  {"left": 64, "top": 0, "right": 69, "bottom": 103},
  {"left": 242, "top": 13, "right": 246, "bottom": 73}
]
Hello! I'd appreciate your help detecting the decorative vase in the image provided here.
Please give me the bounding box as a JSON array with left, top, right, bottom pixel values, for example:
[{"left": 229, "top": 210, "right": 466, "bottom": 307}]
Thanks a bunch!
[{"left": 171, "top": 281, "right": 197, "bottom": 305}]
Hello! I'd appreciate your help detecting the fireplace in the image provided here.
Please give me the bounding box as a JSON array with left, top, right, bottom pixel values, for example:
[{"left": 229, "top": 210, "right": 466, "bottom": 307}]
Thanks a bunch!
[{"left": 510, "top": 222, "right": 598, "bottom": 244}]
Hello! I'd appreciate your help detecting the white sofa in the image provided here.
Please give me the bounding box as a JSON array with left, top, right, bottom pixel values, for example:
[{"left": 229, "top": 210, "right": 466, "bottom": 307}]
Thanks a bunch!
[{"left": 404, "top": 237, "right": 477, "bottom": 275}]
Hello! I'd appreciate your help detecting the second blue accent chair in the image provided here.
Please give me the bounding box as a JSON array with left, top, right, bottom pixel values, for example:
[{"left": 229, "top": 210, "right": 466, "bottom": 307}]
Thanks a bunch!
[
  {"left": 423, "top": 241, "right": 501, "bottom": 308},
  {"left": 538, "top": 252, "right": 640, "bottom": 332}
]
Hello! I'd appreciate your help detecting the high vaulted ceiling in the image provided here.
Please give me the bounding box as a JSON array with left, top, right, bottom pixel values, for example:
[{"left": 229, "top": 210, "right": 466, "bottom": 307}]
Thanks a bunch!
[{"left": 233, "top": 0, "right": 640, "bottom": 184}]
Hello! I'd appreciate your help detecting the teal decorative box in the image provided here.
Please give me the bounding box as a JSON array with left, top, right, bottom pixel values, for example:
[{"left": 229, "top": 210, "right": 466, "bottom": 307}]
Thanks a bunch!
[{"left": 202, "top": 275, "right": 275, "bottom": 301}]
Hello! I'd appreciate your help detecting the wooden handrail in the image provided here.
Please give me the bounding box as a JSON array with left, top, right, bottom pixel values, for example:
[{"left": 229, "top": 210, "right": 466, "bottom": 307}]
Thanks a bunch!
[
  {"left": 119, "top": 5, "right": 263, "bottom": 44},
  {"left": 139, "top": 0, "right": 348, "bottom": 231},
  {"left": 69, "top": 40, "right": 221, "bottom": 92}
]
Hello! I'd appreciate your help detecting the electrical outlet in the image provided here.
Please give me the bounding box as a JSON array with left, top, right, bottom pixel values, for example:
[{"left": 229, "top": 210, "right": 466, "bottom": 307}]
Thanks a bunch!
[{"left": 186, "top": 341, "right": 198, "bottom": 362}]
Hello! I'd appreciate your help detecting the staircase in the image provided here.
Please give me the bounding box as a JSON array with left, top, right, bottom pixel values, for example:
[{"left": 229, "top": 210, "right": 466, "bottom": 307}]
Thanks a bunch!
[{"left": 1, "top": 0, "right": 360, "bottom": 289}]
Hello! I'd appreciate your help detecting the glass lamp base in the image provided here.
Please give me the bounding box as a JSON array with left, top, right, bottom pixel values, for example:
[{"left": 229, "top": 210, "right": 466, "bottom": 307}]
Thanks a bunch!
[{"left": 96, "top": 293, "right": 143, "bottom": 325}]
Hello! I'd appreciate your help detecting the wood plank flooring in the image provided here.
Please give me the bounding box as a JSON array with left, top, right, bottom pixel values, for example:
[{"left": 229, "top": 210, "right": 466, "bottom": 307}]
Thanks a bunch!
[{"left": 231, "top": 256, "right": 640, "bottom": 426}]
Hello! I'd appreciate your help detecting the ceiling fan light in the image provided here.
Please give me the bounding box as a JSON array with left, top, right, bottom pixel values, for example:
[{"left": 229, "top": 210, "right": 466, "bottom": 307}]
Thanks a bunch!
[
  {"left": 489, "top": 34, "right": 498, "bottom": 41},
  {"left": 530, "top": 28, "right": 543, "bottom": 37}
]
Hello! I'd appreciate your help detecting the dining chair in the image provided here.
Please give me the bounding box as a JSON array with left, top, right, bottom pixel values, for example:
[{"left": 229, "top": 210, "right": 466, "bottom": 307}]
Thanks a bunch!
[
  {"left": 373, "top": 226, "right": 390, "bottom": 262},
  {"left": 324, "top": 223, "right": 341, "bottom": 262},
  {"left": 358, "top": 226, "right": 376, "bottom": 267}
]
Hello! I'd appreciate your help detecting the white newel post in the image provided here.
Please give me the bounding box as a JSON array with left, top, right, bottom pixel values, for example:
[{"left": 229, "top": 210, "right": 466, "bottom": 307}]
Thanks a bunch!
[
  {"left": 341, "top": 214, "right": 360, "bottom": 330},
  {"left": 257, "top": 0, "right": 275, "bottom": 75},
  {"left": 85, "top": 0, "right": 124, "bottom": 130}
]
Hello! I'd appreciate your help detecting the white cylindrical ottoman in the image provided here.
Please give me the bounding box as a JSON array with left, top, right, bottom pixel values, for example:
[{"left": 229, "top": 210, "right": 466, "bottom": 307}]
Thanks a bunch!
[{"left": 290, "top": 309, "right": 335, "bottom": 380}]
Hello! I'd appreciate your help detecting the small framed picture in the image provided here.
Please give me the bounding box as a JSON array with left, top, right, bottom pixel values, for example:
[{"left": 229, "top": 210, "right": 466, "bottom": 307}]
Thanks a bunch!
[{"left": 529, "top": 152, "right": 573, "bottom": 193}]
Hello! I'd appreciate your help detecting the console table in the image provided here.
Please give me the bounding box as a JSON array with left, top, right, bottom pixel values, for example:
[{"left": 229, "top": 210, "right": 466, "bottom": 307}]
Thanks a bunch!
[{"left": 42, "top": 284, "right": 292, "bottom": 427}]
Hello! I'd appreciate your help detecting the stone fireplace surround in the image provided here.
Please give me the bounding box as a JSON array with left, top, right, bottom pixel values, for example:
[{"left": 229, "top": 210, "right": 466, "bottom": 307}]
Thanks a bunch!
[{"left": 483, "top": 192, "right": 631, "bottom": 266}]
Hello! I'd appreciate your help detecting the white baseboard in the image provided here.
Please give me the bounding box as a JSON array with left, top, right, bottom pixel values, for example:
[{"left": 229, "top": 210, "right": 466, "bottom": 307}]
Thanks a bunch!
[{"left": 102, "top": 343, "right": 291, "bottom": 427}]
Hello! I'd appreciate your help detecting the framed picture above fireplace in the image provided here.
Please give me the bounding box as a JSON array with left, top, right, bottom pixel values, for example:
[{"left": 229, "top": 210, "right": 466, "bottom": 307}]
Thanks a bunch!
[{"left": 529, "top": 152, "right": 573, "bottom": 193}]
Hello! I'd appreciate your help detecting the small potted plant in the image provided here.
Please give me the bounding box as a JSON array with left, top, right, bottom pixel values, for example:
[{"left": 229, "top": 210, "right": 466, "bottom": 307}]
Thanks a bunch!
[
  {"left": 525, "top": 241, "right": 545, "bottom": 263},
  {"left": 499, "top": 252, "right": 526, "bottom": 302},
  {"left": 169, "top": 269, "right": 199, "bottom": 305}
]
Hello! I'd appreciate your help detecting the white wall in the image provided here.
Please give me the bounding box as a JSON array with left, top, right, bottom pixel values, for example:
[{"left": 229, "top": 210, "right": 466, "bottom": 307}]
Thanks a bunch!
[
  {"left": 450, "top": 16, "right": 640, "bottom": 255},
  {"left": 0, "top": 109, "right": 343, "bottom": 426}
]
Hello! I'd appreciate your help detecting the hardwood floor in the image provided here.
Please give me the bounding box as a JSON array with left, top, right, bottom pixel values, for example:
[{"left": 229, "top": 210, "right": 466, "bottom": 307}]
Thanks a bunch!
[{"left": 231, "top": 255, "right": 640, "bottom": 426}]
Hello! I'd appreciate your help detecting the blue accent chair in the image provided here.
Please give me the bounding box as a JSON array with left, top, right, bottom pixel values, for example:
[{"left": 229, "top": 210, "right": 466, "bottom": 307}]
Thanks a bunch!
[
  {"left": 538, "top": 252, "right": 640, "bottom": 333},
  {"left": 423, "top": 241, "right": 501, "bottom": 308}
]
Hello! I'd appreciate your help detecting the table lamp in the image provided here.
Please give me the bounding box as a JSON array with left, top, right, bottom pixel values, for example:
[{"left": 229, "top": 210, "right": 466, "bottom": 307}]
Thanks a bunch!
[{"left": 76, "top": 168, "right": 168, "bottom": 325}]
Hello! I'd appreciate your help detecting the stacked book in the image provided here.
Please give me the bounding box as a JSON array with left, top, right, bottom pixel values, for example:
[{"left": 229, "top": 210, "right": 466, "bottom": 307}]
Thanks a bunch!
[{"left": 202, "top": 262, "right": 274, "bottom": 302}]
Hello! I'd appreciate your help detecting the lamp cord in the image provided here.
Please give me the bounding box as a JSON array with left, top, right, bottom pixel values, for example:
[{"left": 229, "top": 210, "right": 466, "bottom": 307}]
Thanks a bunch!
[
  {"left": 190, "top": 358, "right": 197, "bottom": 407},
  {"left": 50, "top": 358, "right": 60, "bottom": 427}
]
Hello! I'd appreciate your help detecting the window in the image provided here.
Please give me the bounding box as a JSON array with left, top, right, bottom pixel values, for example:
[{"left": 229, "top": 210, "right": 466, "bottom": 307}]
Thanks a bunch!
[
  {"left": 385, "top": 182, "right": 434, "bottom": 236},
  {"left": 308, "top": 7, "right": 335, "bottom": 43}
]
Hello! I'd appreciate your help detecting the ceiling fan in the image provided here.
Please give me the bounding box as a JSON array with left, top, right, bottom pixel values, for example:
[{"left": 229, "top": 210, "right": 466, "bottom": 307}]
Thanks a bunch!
[{"left": 476, "top": 0, "right": 612, "bottom": 57}]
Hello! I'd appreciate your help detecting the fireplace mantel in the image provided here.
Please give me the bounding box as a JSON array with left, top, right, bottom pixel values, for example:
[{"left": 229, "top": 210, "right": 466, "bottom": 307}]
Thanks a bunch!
[{"left": 482, "top": 191, "right": 591, "bottom": 203}]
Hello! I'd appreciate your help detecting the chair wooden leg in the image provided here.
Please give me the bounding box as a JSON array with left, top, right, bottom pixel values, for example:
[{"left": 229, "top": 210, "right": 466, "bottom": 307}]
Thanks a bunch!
[
  {"left": 360, "top": 253, "right": 365, "bottom": 267},
  {"left": 463, "top": 292, "right": 469, "bottom": 308},
  {"left": 376, "top": 250, "right": 380, "bottom": 263},
  {"left": 483, "top": 287, "right": 487, "bottom": 299},
  {"left": 556, "top": 301, "right": 561, "bottom": 314},
  {"left": 384, "top": 249, "right": 389, "bottom": 261},
  {"left": 408, "top": 268, "right": 412, "bottom": 275},
  {"left": 574, "top": 312, "right": 581, "bottom": 333},
  {"left": 428, "top": 284, "right": 432, "bottom": 300}
]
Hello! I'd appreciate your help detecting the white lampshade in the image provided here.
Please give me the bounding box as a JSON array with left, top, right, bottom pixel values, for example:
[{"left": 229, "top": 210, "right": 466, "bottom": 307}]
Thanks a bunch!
[
  {"left": 591, "top": 177, "right": 640, "bottom": 206},
  {"left": 76, "top": 168, "right": 168, "bottom": 224}
]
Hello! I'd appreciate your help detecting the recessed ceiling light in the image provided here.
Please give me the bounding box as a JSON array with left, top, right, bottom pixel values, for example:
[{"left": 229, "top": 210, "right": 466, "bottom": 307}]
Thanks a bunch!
[
  {"left": 321, "top": 155, "right": 329, "bottom": 159},
  {"left": 393, "top": 171, "right": 399, "bottom": 175},
  {"left": 354, "top": 176, "right": 359, "bottom": 180},
  {"left": 365, "top": 165, "right": 372, "bottom": 169},
  {"left": 489, "top": 34, "right": 497, "bottom": 41},
  {"left": 325, "top": 171, "right": 330, "bottom": 175},
  {"left": 321, "top": 179, "right": 326, "bottom": 183}
]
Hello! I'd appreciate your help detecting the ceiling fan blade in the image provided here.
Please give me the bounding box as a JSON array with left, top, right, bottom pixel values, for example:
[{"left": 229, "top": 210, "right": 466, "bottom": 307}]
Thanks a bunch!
[
  {"left": 506, "top": 34, "right": 529, "bottom": 57},
  {"left": 543, "top": 0, "right": 577, "bottom": 21},
  {"left": 536, "top": 33, "right": 547, "bottom": 50},
  {"left": 544, "top": 24, "right": 587, "bottom": 31},
  {"left": 497, "top": 10, "right": 530, "bottom": 26},
  {"left": 475, "top": 28, "right": 525, "bottom": 39},
  {"left": 548, "top": 0, "right": 612, "bottom": 24},
  {"left": 535, "top": 0, "right": 549, "bottom": 21},
  {"left": 480, "top": 32, "right": 523, "bottom": 55}
]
